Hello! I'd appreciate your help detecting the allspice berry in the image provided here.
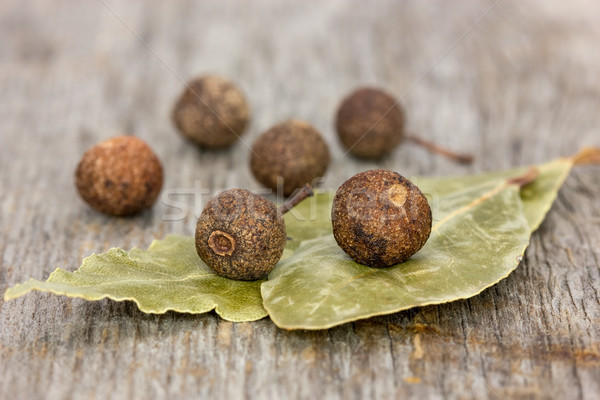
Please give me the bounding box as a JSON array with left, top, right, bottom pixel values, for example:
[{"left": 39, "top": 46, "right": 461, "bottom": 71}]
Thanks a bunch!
[
  {"left": 336, "top": 87, "right": 404, "bottom": 159},
  {"left": 250, "top": 120, "right": 330, "bottom": 197},
  {"left": 336, "top": 86, "right": 474, "bottom": 163},
  {"left": 331, "top": 170, "right": 432, "bottom": 267},
  {"left": 196, "top": 185, "right": 313, "bottom": 280},
  {"left": 172, "top": 75, "right": 250, "bottom": 148},
  {"left": 75, "top": 136, "right": 163, "bottom": 216}
]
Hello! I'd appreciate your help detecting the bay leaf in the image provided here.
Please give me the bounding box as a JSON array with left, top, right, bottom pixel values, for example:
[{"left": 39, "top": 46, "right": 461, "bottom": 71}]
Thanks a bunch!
[
  {"left": 4, "top": 235, "right": 267, "bottom": 322},
  {"left": 416, "top": 158, "right": 568, "bottom": 232},
  {"left": 263, "top": 148, "right": 600, "bottom": 330},
  {"left": 263, "top": 178, "right": 530, "bottom": 329},
  {"left": 417, "top": 147, "right": 599, "bottom": 231}
]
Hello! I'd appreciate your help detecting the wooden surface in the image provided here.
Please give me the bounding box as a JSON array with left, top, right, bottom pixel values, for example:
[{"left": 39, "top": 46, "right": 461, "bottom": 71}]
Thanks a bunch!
[{"left": 1, "top": 1, "right": 600, "bottom": 399}]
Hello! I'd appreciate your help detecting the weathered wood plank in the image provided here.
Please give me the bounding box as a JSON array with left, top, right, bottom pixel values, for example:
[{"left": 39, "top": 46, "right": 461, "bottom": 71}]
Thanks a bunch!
[{"left": 1, "top": 0, "right": 599, "bottom": 399}]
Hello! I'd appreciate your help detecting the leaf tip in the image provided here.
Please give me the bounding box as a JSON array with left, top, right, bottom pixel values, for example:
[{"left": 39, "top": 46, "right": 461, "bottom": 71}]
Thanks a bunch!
[{"left": 572, "top": 147, "right": 600, "bottom": 166}]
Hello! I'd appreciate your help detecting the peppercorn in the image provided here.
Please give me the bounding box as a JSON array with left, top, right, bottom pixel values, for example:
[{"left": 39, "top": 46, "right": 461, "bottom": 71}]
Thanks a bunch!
[
  {"left": 336, "top": 87, "right": 404, "bottom": 159},
  {"left": 75, "top": 136, "right": 163, "bottom": 216},
  {"left": 196, "top": 185, "right": 313, "bottom": 280},
  {"left": 250, "top": 120, "right": 330, "bottom": 196},
  {"left": 172, "top": 75, "right": 250, "bottom": 148},
  {"left": 331, "top": 169, "right": 432, "bottom": 267},
  {"left": 336, "top": 87, "right": 474, "bottom": 163}
]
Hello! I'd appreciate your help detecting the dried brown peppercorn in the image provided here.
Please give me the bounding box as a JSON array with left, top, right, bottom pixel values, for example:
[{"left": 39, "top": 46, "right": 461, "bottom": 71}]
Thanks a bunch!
[
  {"left": 75, "top": 136, "right": 163, "bottom": 216},
  {"left": 336, "top": 87, "right": 473, "bottom": 163},
  {"left": 331, "top": 169, "right": 432, "bottom": 267},
  {"left": 172, "top": 75, "right": 250, "bottom": 148},
  {"left": 250, "top": 120, "right": 330, "bottom": 197},
  {"left": 336, "top": 87, "right": 404, "bottom": 159},
  {"left": 196, "top": 185, "right": 313, "bottom": 280}
]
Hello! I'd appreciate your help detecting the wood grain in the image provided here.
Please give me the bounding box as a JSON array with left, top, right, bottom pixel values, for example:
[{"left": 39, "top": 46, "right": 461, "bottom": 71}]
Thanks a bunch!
[{"left": 1, "top": 0, "right": 599, "bottom": 399}]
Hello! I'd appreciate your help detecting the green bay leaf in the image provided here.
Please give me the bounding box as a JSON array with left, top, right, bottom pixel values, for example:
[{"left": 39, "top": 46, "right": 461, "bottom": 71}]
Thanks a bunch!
[
  {"left": 263, "top": 149, "right": 600, "bottom": 330},
  {"left": 4, "top": 235, "right": 267, "bottom": 322},
  {"left": 263, "top": 180, "right": 531, "bottom": 329},
  {"left": 415, "top": 157, "right": 573, "bottom": 232}
]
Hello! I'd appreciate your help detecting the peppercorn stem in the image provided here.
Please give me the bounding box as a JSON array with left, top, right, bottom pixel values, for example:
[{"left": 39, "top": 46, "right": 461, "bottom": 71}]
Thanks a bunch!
[
  {"left": 278, "top": 184, "right": 314, "bottom": 214},
  {"left": 406, "top": 134, "right": 474, "bottom": 164},
  {"left": 507, "top": 167, "right": 538, "bottom": 188}
]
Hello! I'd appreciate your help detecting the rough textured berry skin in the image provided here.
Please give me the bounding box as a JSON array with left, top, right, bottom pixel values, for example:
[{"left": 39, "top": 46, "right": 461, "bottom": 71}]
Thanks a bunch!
[
  {"left": 250, "top": 120, "right": 330, "bottom": 197},
  {"left": 172, "top": 76, "right": 250, "bottom": 148},
  {"left": 335, "top": 87, "right": 405, "bottom": 159},
  {"left": 331, "top": 170, "right": 432, "bottom": 267},
  {"left": 75, "top": 136, "right": 163, "bottom": 216},
  {"left": 195, "top": 189, "right": 287, "bottom": 280}
]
